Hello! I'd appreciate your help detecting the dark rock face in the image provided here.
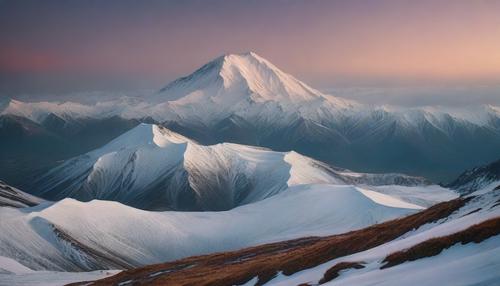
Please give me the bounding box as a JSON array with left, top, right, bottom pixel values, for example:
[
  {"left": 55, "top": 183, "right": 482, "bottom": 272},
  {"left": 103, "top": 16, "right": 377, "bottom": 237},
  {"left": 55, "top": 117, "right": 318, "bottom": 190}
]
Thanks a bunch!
[
  {"left": 0, "top": 114, "right": 140, "bottom": 189},
  {"left": 447, "top": 159, "right": 500, "bottom": 195},
  {"left": 0, "top": 115, "right": 72, "bottom": 188}
]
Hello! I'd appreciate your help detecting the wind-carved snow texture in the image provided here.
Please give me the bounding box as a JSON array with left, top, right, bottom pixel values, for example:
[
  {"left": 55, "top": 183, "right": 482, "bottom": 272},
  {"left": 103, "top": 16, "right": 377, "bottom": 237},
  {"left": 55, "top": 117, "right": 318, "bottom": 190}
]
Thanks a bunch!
[
  {"left": 0, "top": 181, "right": 44, "bottom": 208},
  {"left": 31, "top": 124, "right": 438, "bottom": 211}
]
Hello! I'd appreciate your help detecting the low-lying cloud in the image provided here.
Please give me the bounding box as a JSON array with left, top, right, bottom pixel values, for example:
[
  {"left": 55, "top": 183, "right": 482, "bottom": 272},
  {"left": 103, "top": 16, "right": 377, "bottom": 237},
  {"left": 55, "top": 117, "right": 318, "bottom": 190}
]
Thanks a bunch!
[{"left": 324, "top": 85, "right": 500, "bottom": 107}]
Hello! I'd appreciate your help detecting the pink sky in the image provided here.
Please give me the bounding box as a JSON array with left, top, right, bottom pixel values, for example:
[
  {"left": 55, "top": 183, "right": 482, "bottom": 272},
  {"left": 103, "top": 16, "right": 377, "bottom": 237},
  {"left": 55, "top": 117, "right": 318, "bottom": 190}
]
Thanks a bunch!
[{"left": 1, "top": 0, "right": 499, "bottom": 94}]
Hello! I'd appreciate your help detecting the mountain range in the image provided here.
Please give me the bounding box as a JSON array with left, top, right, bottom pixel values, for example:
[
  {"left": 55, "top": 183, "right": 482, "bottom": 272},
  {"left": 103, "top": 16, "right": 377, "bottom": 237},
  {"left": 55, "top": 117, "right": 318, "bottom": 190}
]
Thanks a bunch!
[
  {"left": 0, "top": 52, "right": 499, "bottom": 285},
  {"left": 1, "top": 52, "right": 500, "bottom": 188}
]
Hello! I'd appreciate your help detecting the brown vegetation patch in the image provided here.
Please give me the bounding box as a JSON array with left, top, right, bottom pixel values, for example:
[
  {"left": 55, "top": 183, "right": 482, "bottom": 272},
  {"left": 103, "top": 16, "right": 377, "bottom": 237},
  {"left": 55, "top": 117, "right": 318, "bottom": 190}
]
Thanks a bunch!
[
  {"left": 73, "top": 197, "right": 468, "bottom": 286},
  {"left": 381, "top": 216, "right": 500, "bottom": 269},
  {"left": 318, "top": 261, "right": 365, "bottom": 284}
]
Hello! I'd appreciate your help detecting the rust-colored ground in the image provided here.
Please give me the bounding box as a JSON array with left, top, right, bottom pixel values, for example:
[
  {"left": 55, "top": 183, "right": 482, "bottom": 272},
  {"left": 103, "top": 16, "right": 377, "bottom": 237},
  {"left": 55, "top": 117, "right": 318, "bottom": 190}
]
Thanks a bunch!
[{"left": 381, "top": 216, "right": 500, "bottom": 269}]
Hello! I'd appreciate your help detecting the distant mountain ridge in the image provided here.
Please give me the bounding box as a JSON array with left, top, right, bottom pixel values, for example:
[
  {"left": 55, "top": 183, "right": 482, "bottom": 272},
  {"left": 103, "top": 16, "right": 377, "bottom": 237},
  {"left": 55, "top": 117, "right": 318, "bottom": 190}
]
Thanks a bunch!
[{"left": 2, "top": 53, "right": 498, "bottom": 127}]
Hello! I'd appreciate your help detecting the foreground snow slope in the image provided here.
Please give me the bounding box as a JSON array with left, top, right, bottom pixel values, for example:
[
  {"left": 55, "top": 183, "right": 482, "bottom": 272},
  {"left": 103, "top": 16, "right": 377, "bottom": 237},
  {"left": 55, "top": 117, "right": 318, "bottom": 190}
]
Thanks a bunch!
[
  {"left": 0, "top": 184, "right": 429, "bottom": 272},
  {"left": 264, "top": 183, "right": 500, "bottom": 286},
  {"left": 77, "top": 180, "right": 499, "bottom": 286},
  {"left": 326, "top": 237, "right": 499, "bottom": 286},
  {"left": 267, "top": 236, "right": 500, "bottom": 286},
  {"left": 32, "top": 124, "right": 436, "bottom": 211}
]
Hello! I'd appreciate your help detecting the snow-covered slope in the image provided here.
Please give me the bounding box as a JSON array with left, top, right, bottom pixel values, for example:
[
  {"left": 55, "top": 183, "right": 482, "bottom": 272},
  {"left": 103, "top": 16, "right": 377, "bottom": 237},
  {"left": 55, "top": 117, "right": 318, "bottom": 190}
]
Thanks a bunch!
[
  {"left": 148, "top": 52, "right": 356, "bottom": 125},
  {"left": 0, "top": 254, "right": 119, "bottom": 286},
  {"left": 0, "top": 267, "right": 118, "bottom": 286},
  {"left": 0, "top": 184, "right": 430, "bottom": 272},
  {"left": 0, "top": 181, "right": 44, "bottom": 208},
  {"left": 0, "top": 255, "right": 33, "bottom": 275},
  {"left": 31, "top": 123, "right": 439, "bottom": 211},
  {"left": 79, "top": 179, "right": 498, "bottom": 286},
  {"left": 261, "top": 183, "right": 500, "bottom": 286}
]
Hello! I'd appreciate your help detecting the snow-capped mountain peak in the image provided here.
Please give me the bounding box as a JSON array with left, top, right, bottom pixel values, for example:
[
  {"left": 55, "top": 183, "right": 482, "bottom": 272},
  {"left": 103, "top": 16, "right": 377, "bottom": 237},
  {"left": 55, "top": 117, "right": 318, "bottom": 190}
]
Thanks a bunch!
[
  {"left": 215, "top": 52, "right": 324, "bottom": 102},
  {"left": 98, "top": 123, "right": 191, "bottom": 152},
  {"left": 156, "top": 52, "right": 350, "bottom": 107},
  {"left": 147, "top": 52, "right": 356, "bottom": 124}
]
